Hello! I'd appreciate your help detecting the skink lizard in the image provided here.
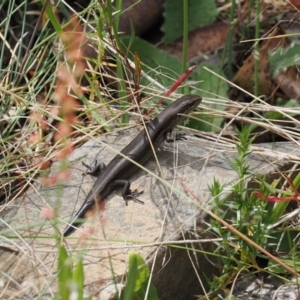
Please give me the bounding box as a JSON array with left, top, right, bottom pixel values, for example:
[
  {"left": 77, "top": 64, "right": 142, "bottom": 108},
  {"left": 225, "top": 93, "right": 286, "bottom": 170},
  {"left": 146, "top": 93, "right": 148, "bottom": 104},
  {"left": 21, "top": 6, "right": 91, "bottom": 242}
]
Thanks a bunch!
[{"left": 63, "top": 95, "right": 201, "bottom": 236}]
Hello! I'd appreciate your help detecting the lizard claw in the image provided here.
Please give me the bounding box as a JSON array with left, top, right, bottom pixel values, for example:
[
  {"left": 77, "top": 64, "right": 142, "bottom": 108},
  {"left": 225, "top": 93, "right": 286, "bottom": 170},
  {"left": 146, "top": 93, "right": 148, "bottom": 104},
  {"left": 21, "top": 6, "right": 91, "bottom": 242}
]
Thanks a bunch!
[
  {"left": 124, "top": 189, "right": 144, "bottom": 205},
  {"left": 175, "top": 132, "right": 187, "bottom": 141},
  {"left": 81, "top": 161, "right": 92, "bottom": 175}
]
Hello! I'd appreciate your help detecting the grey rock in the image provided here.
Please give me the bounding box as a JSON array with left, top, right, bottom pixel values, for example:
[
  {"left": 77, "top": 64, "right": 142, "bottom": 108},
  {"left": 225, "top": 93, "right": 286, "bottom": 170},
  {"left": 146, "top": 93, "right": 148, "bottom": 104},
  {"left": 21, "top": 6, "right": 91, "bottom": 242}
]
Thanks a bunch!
[{"left": 0, "top": 129, "right": 298, "bottom": 299}]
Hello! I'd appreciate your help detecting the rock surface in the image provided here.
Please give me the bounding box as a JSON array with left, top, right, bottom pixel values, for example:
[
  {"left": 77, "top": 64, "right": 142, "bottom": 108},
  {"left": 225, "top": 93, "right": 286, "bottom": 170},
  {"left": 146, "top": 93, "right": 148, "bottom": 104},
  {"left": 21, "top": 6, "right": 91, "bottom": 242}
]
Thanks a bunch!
[
  {"left": 233, "top": 275, "right": 300, "bottom": 300},
  {"left": 0, "top": 128, "right": 299, "bottom": 299}
]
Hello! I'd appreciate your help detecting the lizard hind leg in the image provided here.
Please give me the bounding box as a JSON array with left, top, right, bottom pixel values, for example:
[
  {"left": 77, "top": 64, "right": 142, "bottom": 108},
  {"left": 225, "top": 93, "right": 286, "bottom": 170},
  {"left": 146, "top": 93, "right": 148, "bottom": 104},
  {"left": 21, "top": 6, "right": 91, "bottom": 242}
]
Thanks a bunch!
[
  {"left": 82, "top": 161, "right": 106, "bottom": 177},
  {"left": 113, "top": 179, "right": 144, "bottom": 205}
]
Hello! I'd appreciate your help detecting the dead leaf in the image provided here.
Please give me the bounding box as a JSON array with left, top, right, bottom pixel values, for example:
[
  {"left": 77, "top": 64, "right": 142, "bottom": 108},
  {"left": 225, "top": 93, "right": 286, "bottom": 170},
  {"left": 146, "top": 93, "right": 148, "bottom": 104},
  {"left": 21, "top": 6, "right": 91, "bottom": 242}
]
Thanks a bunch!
[
  {"left": 275, "top": 66, "right": 300, "bottom": 101},
  {"left": 232, "top": 44, "right": 272, "bottom": 97},
  {"left": 231, "top": 26, "right": 289, "bottom": 99},
  {"left": 159, "top": 22, "right": 233, "bottom": 60}
]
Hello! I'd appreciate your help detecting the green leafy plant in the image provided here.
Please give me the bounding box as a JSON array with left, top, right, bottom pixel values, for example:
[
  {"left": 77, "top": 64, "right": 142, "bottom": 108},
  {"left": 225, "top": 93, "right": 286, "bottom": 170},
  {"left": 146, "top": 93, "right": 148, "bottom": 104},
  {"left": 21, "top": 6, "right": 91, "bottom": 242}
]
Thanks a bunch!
[
  {"left": 189, "top": 63, "right": 228, "bottom": 131},
  {"left": 253, "top": 173, "right": 300, "bottom": 268},
  {"left": 207, "top": 126, "right": 272, "bottom": 292},
  {"left": 54, "top": 245, "right": 87, "bottom": 300},
  {"left": 269, "top": 43, "right": 300, "bottom": 77},
  {"left": 54, "top": 249, "right": 158, "bottom": 300},
  {"left": 207, "top": 124, "right": 300, "bottom": 296},
  {"left": 123, "top": 252, "right": 158, "bottom": 300},
  {"left": 120, "top": 37, "right": 182, "bottom": 87},
  {"left": 162, "top": 0, "right": 217, "bottom": 44}
]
